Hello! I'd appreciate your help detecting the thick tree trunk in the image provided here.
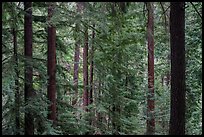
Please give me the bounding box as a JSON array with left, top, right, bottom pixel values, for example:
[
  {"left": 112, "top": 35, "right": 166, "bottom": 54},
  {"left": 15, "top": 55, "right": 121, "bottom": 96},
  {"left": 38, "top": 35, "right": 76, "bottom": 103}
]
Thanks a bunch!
[
  {"left": 13, "top": 27, "right": 20, "bottom": 135},
  {"left": 24, "top": 2, "right": 34, "bottom": 135},
  {"left": 146, "top": 2, "right": 155, "bottom": 135},
  {"left": 83, "top": 27, "right": 89, "bottom": 111},
  {"left": 47, "top": 2, "right": 57, "bottom": 123},
  {"left": 169, "top": 2, "right": 186, "bottom": 135}
]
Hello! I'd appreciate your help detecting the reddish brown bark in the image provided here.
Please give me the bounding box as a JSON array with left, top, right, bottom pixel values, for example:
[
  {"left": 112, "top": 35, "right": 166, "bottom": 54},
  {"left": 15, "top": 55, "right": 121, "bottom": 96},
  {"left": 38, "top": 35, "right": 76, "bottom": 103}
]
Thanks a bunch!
[
  {"left": 24, "top": 2, "right": 34, "bottom": 135},
  {"left": 146, "top": 2, "right": 155, "bottom": 135},
  {"left": 89, "top": 24, "right": 95, "bottom": 105},
  {"left": 83, "top": 27, "right": 89, "bottom": 111},
  {"left": 72, "top": 37, "right": 80, "bottom": 105},
  {"left": 169, "top": 2, "right": 185, "bottom": 135},
  {"left": 47, "top": 2, "right": 57, "bottom": 123}
]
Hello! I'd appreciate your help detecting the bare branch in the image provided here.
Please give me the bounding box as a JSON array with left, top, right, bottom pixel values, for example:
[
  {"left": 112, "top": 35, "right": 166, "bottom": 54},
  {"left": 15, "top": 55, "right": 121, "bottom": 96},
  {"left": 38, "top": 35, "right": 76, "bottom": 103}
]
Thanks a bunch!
[
  {"left": 190, "top": 2, "right": 202, "bottom": 19},
  {"left": 160, "top": 2, "right": 168, "bottom": 32}
]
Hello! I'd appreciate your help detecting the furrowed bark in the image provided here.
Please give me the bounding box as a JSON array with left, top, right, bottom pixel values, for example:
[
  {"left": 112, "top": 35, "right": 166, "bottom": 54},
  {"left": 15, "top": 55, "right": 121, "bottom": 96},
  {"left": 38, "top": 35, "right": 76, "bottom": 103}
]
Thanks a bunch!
[{"left": 169, "top": 2, "right": 185, "bottom": 135}]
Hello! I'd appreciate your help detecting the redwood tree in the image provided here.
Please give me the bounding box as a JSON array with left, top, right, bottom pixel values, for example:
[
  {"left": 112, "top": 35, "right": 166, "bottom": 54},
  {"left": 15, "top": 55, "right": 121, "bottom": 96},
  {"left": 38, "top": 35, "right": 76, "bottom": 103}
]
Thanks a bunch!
[
  {"left": 146, "top": 2, "right": 155, "bottom": 135},
  {"left": 24, "top": 2, "right": 34, "bottom": 135},
  {"left": 47, "top": 2, "right": 57, "bottom": 123},
  {"left": 169, "top": 2, "right": 186, "bottom": 135},
  {"left": 83, "top": 27, "right": 89, "bottom": 112},
  {"left": 89, "top": 24, "right": 95, "bottom": 105}
]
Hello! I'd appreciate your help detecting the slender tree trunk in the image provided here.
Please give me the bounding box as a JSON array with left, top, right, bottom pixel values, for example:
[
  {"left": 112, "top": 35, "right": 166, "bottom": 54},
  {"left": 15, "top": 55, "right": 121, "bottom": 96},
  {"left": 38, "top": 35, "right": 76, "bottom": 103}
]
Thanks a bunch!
[
  {"left": 47, "top": 2, "right": 57, "bottom": 123},
  {"left": 96, "top": 76, "right": 102, "bottom": 129},
  {"left": 89, "top": 24, "right": 95, "bottom": 105},
  {"left": 146, "top": 2, "right": 155, "bottom": 135},
  {"left": 24, "top": 2, "right": 34, "bottom": 135},
  {"left": 169, "top": 2, "right": 185, "bottom": 135},
  {"left": 83, "top": 27, "right": 89, "bottom": 112},
  {"left": 13, "top": 27, "right": 20, "bottom": 135},
  {"left": 88, "top": 24, "right": 95, "bottom": 128},
  {"left": 72, "top": 2, "right": 82, "bottom": 106},
  {"left": 72, "top": 27, "right": 80, "bottom": 106}
]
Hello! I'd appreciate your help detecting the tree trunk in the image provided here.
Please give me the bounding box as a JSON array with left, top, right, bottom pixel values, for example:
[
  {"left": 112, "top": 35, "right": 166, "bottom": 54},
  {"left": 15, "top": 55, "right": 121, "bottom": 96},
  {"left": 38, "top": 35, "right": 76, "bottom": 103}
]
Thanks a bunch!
[
  {"left": 146, "top": 2, "right": 155, "bottom": 135},
  {"left": 72, "top": 2, "right": 82, "bottom": 106},
  {"left": 47, "top": 2, "right": 57, "bottom": 123},
  {"left": 89, "top": 24, "right": 95, "bottom": 105},
  {"left": 169, "top": 2, "right": 186, "bottom": 135},
  {"left": 72, "top": 26, "right": 80, "bottom": 106},
  {"left": 83, "top": 27, "right": 89, "bottom": 112},
  {"left": 24, "top": 2, "right": 34, "bottom": 135},
  {"left": 96, "top": 76, "right": 102, "bottom": 129},
  {"left": 88, "top": 24, "right": 95, "bottom": 128}
]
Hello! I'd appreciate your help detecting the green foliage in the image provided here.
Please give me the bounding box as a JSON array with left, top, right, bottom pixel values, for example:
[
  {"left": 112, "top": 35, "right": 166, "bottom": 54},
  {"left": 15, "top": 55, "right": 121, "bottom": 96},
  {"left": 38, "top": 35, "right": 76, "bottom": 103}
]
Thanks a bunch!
[
  {"left": 185, "top": 2, "right": 202, "bottom": 135},
  {"left": 2, "top": 2, "right": 202, "bottom": 135}
]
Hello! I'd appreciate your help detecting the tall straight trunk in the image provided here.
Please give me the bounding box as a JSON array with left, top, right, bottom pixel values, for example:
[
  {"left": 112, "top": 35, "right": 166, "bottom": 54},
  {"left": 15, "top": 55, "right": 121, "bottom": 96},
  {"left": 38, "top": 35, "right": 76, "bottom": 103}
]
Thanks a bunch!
[
  {"left": 72, "top": 36, "right": 80, "bottom": 105},
  {"left": 83, "top": 27, "right": 89, "bottom": 111},
  {"left": 88, "top": 24, "right": 95, "bottom": 128},
  {"left": 72, "top": 2, "right": 83, "bottom": 106},
  {"left": 13, "top": 28, "right": 20, "bottom": 135},
  {"left": 24, "top": 2, "right": 34, "bottom": 135},
  {"left": 83, "top": 26, "right": 89, "bottom": 135},
  {"left": 89, "top": 24, "right": 95, "bottom": 105},
  {"left": 146, "top": 2, "right": 155, "bottom": 135},
  {"left": 96, "top": 76, "right": 102, "bottom": 129},
  {"left": 169, "top": 2, "right": 185, "bottom": 135},
  {"left": 47, "top": 2, "right": 56, "bottom": 123}
]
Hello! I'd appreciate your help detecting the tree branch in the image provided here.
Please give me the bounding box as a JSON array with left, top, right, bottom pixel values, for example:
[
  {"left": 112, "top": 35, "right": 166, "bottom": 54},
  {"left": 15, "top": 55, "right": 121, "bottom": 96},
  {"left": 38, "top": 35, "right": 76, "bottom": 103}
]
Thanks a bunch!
[
  {"left": 190, "top": 2, "right": 202, "bottom": 19},
  {"left": 160, "top": 2, "right": 168, "bottom": 32}
]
